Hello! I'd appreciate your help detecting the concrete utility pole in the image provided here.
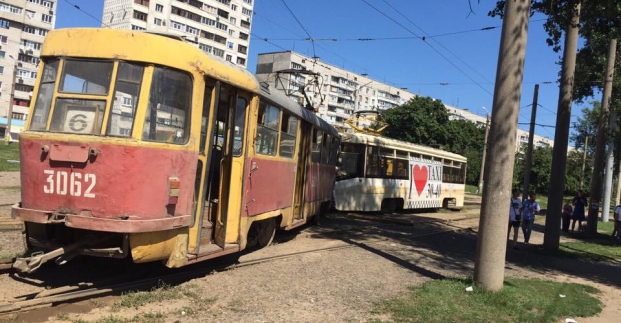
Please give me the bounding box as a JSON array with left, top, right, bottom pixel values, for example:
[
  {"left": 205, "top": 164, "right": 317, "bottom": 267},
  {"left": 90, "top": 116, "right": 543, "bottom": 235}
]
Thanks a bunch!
[
  {"left": 522, "top": 84, "right": 539, "bottom": 201},
  {"left": 587, "top": 38, "right": 617, "bottom": 237},
  {"left": 473, "top": 0, "right": 530, "bottom": 292},
  {"left": 602, "top": 107, "right": 617, "bottom": 222},
  {"left": 544, "top": 0, "right": 581, "bottom": 251},
  {"left": 580, "top": 137, "right": 588, "bottom": 191},
  {"left": 616, "top": 159, "right": 621, "bottom": 206},
  {"left": 3, "top": 61, "right": 17, "bottom": 144},
  {"left": 478, "top": 114, "right": 490, "bottom": 194}
]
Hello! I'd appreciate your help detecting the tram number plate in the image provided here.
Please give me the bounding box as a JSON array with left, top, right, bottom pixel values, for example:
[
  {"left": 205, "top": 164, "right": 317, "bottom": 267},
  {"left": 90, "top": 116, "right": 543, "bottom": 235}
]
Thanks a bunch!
[{"left": 43, "top": 170, "right": 96, "bottom": 198}]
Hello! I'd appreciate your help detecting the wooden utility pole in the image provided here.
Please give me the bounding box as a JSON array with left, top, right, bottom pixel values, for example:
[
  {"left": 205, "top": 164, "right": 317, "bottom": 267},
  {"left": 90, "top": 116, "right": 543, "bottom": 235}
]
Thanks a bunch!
[
  {"left": 587, "top": 39, "right": 617, "bottom": 237},
  {"left": 580, "top": 137, "right": 588, "bottom": 191},
  {"left": 473, "top": 0, "right": 530, "bottom": 292},
  {"left": 478, "top": 114, "right": 490, "bottom": 194},
  {"left": 544, "top": 0, "right": 581, "bottom": 251},
  {"left": 522, "top": 85, "right": 539, "bottom": 201}
]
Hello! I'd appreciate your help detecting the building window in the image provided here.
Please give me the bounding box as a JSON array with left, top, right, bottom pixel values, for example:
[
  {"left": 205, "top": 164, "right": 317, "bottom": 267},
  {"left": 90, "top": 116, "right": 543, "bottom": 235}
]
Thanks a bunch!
[
  {"left": 0, "top": 19, "right": 8, "bottom": 29},
  {"left": 227, "top": 41, "right": 234, "bottom": 49},
  {"left": 199, "top": 43, "right": 212, "bottom": 53},
  {"left": 134, "top": 0, "right": 150, "bottom": 7},
  {"left": 0, "top": 66, "right": 4, "bottom": 74},
  {"left": 236, "top": 57, "right": 246, "bottom": 65},
  {"left": 42, "top": 14, "right": 53, "bottom": 23},
  {"left": 242, "top": 8, "right": 252, "bottom": 16},
  {"left": 0, "top": 51, "right": 4, "bottom": 58},
  {"left": 226, "top": 55, "right": 232, "bottom": 62},
  {"left": 133, "top": 10, "right": 147, "bottom": 21},
  {"left": 237, "top": 45, "right": 247, "bottom": 54},
  {"left": 155, "top": 4, "right": 163, "bottom": 12},
  {"left": 239, "top": 32, "right": 248, "bottom": 40},
  {"left": 243, "top": 0, "right": 253, "bottom": 4},
  {"left": 213, "top": 48, "right": 224, "bottom": 57},
  {"left": 0, "top": 3, "right": 23, "bottom": 15},
  {"left": 154, "top": 18, "right": 162, "bottom": 26},
  {"left": 228, "top": 29, "right": 235, "bottom": 36},
  {"left": 131, "top": 25, "right": 146, "bottom": 30},
  {"left": 229, "top": 17, "right": 236, "bottom": 25}
]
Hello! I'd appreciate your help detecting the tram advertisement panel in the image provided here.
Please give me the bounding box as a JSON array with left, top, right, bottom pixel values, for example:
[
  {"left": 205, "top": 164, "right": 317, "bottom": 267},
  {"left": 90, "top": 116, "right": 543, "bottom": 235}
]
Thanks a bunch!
[{"left": 407, "top": 158, "right": 442, "bottom": 209}]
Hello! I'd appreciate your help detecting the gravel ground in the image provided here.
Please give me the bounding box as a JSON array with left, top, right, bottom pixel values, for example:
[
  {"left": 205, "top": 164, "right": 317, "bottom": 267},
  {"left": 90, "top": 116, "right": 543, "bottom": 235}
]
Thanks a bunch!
[{"left": 1, "top": 171, "right": 620, "bottom": 323}]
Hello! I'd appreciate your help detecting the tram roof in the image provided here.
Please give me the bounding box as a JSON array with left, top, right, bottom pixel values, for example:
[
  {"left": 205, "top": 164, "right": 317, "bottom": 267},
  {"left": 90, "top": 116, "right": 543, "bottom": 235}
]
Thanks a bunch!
[
  {"left": 340, "top": 132, "right": 467, "bottom": 162},
  {"left": 41, "top": 28, "right": 338, "bottom": 137}
]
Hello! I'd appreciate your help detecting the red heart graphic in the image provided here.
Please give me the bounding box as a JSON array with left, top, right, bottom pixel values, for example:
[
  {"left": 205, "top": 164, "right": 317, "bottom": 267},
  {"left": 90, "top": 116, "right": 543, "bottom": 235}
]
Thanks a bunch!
[{"left": 413, "top": 165, "right": 428, "bottom": 196}]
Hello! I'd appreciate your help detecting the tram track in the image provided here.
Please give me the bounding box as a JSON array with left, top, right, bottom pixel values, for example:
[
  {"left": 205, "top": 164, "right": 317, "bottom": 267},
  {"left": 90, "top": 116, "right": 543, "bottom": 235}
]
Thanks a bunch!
[{"left": 0, "top": 212, "right": 479, "bottom": 316}]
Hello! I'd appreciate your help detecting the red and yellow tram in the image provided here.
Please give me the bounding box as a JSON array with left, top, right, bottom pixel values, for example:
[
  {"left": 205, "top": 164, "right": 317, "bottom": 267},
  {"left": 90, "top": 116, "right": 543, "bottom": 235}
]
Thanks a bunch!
[{"left": 11, "top": 28, "right": 339, "bottom": 272}]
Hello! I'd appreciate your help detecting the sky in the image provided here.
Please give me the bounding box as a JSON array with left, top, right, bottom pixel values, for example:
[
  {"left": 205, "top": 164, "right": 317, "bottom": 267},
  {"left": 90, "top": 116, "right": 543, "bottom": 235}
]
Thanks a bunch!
[{"left": 55, "top": 0, "right": 599, "bottom": 144}]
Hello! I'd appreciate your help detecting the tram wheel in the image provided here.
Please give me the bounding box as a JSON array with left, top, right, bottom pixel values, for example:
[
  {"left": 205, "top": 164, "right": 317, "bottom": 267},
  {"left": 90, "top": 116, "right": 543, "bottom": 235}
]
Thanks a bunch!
[
  {"left": 257, "top": 218, "right": 276, "bottom": 247},
  {"left": 247, "top": 218, "right": 276, "bottom": 249}
]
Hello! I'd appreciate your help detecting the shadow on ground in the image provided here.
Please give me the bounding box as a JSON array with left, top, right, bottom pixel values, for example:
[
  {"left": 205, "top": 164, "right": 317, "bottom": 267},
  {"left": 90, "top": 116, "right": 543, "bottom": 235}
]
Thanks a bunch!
[{"left": 306, "top": 212, "right": 621, "bottom": 289}]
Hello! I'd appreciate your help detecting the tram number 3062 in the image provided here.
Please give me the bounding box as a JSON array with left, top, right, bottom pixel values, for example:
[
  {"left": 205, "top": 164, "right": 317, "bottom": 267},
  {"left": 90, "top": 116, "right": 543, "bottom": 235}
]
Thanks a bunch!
[{"left": 43, "top": 170, "right": 97, "bottom": 198}]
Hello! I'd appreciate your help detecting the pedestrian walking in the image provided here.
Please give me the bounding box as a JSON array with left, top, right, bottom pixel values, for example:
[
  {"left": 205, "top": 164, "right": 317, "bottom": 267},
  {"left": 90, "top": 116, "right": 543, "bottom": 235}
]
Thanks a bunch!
[
  {"left": 562, "top": 199, "right": 573, "bottom": 233},
  {"left": 521, "top": 192, "right": 540, "bottom": 245},
  {"left": 508, "top": 188, "right": 522, "bottom": 249},
  {"left": 613, "top": 205, "right": 621, "bottom": 244},
  {"left": 571, "top": 190, "right": 588, "bottom": 232}
]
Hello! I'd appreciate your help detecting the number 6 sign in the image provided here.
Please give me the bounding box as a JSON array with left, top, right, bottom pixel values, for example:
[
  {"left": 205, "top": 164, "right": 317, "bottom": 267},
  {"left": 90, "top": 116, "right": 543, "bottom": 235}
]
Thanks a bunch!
[{"left": 62, "top": 106, "right": 99, "bottom": 134}]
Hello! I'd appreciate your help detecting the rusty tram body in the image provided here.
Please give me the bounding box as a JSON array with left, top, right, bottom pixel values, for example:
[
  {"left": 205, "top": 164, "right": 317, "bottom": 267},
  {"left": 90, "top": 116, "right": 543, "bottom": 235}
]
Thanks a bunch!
[{"left": 11, "top": 28, "right": 339, "bottom": 273}]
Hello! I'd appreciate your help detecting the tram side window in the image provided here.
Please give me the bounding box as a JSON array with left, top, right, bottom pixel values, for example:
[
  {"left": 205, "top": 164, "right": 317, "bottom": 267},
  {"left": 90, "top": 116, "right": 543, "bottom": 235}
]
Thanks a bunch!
[
  {"left": 380, "top": 148, "right": 394, "bottom": 177},
  {"left": 108, "top": 62, "right": 144, "bottom": 137},
  {"left": 233, "top": 96, "right": 247, "bottom": 156},
  {"left": 311, "top": 129, "right": 321, "bottom": 163},
  {"left": 321, "top": 133, "right": 331, "bottom": 164},
  {"left": 395, "top": 158, "right": 409, "bottom": 179},
  {"left": 337, "top": 142, "right": 364, "bottom": 180},
  {"left": 255, "top": 102, "right": 280, "bottom": 155},
  {"left": 366, "top": 146, "right": 380, "bottom": 176},
  {"left": 142, "top": 67, "right": 192, "bottom": 144},
  {"left": 329, "top": 136, "right": 339, "bottom": 165},
  {"left": 30, "top": 59, "right": 59, "bottom": 131},
  {"left": 279, "top": 113, "right": 297, "bottom": 159}
]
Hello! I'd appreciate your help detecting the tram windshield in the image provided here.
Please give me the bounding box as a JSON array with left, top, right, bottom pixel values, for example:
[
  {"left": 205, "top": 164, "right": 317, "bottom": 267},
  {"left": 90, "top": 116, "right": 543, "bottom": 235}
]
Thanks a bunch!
[{"left": 29, "top": 58, "right": 192, "bottom": 144}]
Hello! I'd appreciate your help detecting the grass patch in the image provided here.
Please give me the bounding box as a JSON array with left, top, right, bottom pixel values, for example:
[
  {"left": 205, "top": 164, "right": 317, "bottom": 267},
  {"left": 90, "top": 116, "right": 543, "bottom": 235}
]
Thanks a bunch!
[
  {"left": 465, "top": 185, "right": 479, "bottom": 195},
  {"left": 111, "top": 283, "right": 199, "bottom": 311},
  {"left": 0, "top": 143, "right": 19, "bottom": 172},
  {"left": 373, "top": 278, "right": 601, "bottom": 323}
]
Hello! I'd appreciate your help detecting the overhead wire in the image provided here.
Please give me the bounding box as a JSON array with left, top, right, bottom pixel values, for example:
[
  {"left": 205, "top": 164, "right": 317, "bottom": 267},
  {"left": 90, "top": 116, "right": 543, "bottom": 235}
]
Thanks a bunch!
[
  {"left": 278, "top": 0, "right": 316, "bottom": 59},
  {"left": 357, "top": 0, "right": 493, "bottom": 97},
  {"left": 63, "top": 0, "right": 109, "bottom": 28}
]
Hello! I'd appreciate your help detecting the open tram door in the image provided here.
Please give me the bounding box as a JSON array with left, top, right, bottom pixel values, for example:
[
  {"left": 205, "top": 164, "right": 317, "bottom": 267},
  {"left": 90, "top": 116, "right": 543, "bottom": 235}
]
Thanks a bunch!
[
  {"left": 192, "top": 81, "right": 247, "bottom": 254},
  {"left": 292, "top": 123, "right": 311, "bottom": 220}
]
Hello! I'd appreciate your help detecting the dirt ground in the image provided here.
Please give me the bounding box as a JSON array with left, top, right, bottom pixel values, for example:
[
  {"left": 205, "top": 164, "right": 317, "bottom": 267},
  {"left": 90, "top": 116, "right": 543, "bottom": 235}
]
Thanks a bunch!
[{"left": 1, "top": 171, "right": 620, "bottom": 323}]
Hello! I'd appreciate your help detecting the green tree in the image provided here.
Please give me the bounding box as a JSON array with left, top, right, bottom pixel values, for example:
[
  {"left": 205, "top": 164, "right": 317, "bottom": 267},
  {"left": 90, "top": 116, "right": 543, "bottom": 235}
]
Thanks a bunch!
[
  {"left": 489, "top": 1, "right": 621, "bottom": 106},
  {"left": 381, "top": 96, "right": 449, "bottom": 148},
  {"left": 381, "top": 96, "right": 486, "bottom": 186},
  {"left": 513, "top": 146, "right": 554, "bottom": 195}
]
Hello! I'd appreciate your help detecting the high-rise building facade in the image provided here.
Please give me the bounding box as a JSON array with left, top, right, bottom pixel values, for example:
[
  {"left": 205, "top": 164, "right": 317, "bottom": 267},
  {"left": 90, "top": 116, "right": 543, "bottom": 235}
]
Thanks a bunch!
[
  {"left": 102, "top": 0, "right": 253, "bottom": 68},
  {"left": 0, "top": 0, "right": 55, "bottom": 141},
  {"left": 256, "top": 50, "right": 555, "bottom": 150}
]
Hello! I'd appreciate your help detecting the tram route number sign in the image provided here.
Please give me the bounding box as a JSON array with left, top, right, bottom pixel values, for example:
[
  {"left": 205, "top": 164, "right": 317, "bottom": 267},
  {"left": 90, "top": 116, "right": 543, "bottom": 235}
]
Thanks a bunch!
[
  {"left": 43, "top": 170, "right": 97, "bottom": 198},
  {"left": 62, "top": 105, "right": 99, "bottom": 134}
]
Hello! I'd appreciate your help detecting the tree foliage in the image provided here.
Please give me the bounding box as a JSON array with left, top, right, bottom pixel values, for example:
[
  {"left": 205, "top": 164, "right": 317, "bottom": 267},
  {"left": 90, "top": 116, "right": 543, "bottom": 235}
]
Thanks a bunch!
[
  {"left": 381, "top": 96, "right": 486, "bottom": 186},
  {"left": 489, "top": 0, "right": 621, "bottom": 106}
]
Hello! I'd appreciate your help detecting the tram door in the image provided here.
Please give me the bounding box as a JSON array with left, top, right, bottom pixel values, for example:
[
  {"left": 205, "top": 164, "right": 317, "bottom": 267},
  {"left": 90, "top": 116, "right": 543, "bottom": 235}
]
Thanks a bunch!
[{"left": 293, "top": 123, "right": 311, "bottom": 220}]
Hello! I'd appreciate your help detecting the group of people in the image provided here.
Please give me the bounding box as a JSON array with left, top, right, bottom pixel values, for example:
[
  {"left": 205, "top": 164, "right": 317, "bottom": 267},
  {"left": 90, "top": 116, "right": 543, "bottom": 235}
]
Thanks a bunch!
[
  {"left": 508, "top": 189, "right": 621, "bottom": 247},
  {"left": 561, "top": 190, "right": 588, "bottom": 233},
  {"left": 507, "top": 188, "right": 541, "bottom": 249}
]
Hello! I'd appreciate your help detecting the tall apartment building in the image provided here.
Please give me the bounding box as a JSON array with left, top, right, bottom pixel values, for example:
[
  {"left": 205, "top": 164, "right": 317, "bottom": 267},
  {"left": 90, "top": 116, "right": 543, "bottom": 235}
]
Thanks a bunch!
[
  {"left": 102, "top": 0, "right": 254, "bottom": 67},
  {"left": 0, "top": 0, "right": 55, "bottom": 141},
  {"left": 256, "top": 50, "right": 555, "bottom": 150}
]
